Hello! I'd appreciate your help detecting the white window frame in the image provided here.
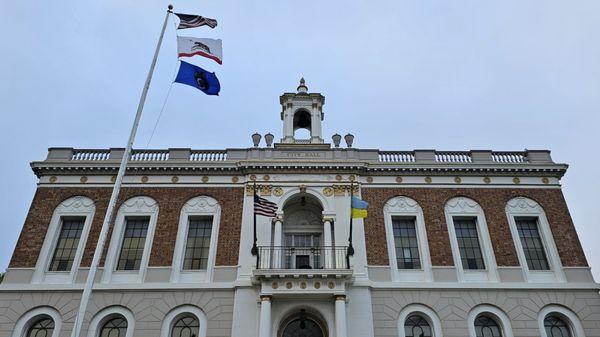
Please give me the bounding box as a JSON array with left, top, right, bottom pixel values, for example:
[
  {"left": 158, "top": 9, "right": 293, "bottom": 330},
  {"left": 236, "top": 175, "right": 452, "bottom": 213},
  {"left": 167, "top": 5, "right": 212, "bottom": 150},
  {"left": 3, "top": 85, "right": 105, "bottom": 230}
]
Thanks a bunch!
[
  {"left": 87, "top": 306, "right": 135, "bottom": 337},
  {"left": 32, "top": 196, "right": 95, "bottom": 284},
  {"left": 160, "top": 305, "right": 208, "bottom": 337},
  {"left": 12, "top": 306, "right": 62, "bottom": 337},
  {"left": 445, "top": 197, "right": 499, "bottom": 282},
  {"left": 383, "top": 196, "right": 433, "bottom": 282},
  {"left": 171, "top": 196, "right": 221, "bottom": 283},
  {"left": 538, "top": 305, "right": 585, "bottom": 337},
  {"left": 398, "top": 303, "right": 443, "bottom": 337},
  {"left": 505, "top": 197, "right": 566, "bottom": 283},
  {"left": 467, "top": 304, "right": 514, "bottom": 337},
  {"left": 102, "top": 196, "right": 159, "bottom": 284}
]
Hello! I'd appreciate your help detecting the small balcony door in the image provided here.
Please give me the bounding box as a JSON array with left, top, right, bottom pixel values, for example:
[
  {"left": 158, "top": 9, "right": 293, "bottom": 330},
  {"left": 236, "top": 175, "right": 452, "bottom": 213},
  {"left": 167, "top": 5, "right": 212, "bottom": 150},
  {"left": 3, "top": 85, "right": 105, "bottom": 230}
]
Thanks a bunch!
[{"left": 284, "top": 234, "right": 322, "bottom": 269}]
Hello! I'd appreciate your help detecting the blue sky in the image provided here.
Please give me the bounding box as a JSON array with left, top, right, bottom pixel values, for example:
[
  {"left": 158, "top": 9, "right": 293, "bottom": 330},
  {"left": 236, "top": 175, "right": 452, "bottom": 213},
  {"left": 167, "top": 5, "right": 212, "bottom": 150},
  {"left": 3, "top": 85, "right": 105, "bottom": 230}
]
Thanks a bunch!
[{"left": 1, "top": 1, "right": 599, "bottom": 277}]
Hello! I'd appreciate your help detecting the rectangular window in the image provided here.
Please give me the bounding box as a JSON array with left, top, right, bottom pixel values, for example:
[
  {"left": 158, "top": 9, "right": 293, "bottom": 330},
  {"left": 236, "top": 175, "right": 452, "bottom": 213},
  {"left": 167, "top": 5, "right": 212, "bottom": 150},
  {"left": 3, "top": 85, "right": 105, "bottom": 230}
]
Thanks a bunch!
[
  {"left": 116, "top": 217, "right": 149, "bottom": 271},
  {"left": 284, "top": 234, "right": 322, "bottom": 269},
  {"left": 392, "top": 217, "right": 421, "bottom": 269},
  {"left": 454, "top": 218, "right": 486, "bottom": 270},
  {"left": 183, "top": 217, "right": 213, "bottom": 270},
  {"left": 516, "top": 218, "right": 550, "bottom": 270},
  {"left": 49, "top": 217, "right": 85, "bottom": 271}
]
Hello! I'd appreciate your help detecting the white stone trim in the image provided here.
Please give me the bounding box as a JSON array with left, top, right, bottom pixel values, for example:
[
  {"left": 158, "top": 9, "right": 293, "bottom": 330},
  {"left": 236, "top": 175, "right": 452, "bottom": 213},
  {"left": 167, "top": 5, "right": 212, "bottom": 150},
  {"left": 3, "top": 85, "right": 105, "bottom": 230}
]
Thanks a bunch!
[
  {"left": 397, "top": 304, "right": 443, "bottom": 337},
  {"left": 101, "top": 196, "right": 159, "bottom": 284},
  {"left": 32, "top": 196, "right": 95, "bottom": 284},
  {"left": 12, "top": 306, "right": 62, "bottom": 337},
  {"left": 467, "top": 304, "right": 514, "bottom": 337},
  {"left": 87, "top": 306, "right": 135, "bottom": 337},
  {"left": 383, "top": 196, "right": 433, "bottom": 282},
  {"left": 445, "top": 197, "right": 499, "bottom": 283},
  {"left": 538, "top": 305, "right": 586, "bottom": 337},
  {"left": 171, "top": 196, "right": 221, "bottom": 283},
  {"left": 160, "top": 305, "right": 208, "bottom": 337},
  {"left": 505, "top": 197, "right": 566, "bottom": 283}
]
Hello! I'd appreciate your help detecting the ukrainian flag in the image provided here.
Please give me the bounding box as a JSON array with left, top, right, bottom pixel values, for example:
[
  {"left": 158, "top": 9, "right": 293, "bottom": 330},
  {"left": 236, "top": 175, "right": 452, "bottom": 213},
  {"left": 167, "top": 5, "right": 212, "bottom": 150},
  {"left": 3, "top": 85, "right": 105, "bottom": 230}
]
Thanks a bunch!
[{"left": 351, "top": 196, "right": 369, "bottom": 219}]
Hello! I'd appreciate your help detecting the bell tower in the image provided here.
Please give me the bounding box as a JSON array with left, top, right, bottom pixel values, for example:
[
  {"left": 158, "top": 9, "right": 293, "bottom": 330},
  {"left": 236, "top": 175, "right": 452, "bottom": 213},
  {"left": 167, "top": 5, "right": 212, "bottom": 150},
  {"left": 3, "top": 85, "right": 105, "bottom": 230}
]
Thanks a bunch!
[{"left": 279, "top": 78, "right": 325, "bottom": 144}]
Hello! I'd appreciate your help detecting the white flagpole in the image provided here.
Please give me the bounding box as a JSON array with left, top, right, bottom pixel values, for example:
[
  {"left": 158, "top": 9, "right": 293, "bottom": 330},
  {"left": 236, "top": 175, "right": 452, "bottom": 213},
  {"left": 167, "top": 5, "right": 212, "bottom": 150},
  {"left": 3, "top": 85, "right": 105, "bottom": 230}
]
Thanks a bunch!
[{"left": 70, "top": 5, "right": 173, "bottom": 337}]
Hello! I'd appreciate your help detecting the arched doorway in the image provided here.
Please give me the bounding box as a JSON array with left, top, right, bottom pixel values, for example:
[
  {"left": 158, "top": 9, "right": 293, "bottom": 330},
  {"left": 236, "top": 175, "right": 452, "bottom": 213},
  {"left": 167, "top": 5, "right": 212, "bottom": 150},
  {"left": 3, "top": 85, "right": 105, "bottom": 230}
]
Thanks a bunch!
[
  {"left": 279, "top": 309, "right": 328, "bottom": 337},
  {"left": 281, "top": 194, "right": 324, "bottom": 269}
]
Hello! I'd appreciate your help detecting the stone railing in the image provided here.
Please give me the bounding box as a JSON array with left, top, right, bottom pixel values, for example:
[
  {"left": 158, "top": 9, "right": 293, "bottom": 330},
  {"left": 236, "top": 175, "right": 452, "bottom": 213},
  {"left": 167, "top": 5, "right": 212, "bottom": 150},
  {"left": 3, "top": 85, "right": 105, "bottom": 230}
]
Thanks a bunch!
[
  {"left": 377, "top": 150, "right": 552, "bottom": 164},
  {"left": 378, "top": 151, "right": 416, "bottom": 163},
  {"left": 50, "top": 148, "right": 228, "bottom": 162}
]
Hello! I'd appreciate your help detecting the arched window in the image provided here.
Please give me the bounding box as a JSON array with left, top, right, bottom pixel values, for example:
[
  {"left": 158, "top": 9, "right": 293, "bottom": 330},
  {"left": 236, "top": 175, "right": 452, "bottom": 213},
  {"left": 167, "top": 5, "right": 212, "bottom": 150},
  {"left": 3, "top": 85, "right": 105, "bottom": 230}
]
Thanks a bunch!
[
  {"left": 99, "top": 316, "right": 128, "bottom": 337},
  {"left": 26, "top": 317, "right": 54, "bottom": 337},
  {"left": 544, "top": 316, "right": 572, "bottom": 337},
  {"left": 474, "top": 315, "right": 502, "bottom": 337},
  {"left": 171, "top": 315, "right": 200, "bottom": 337},
  {"left": 404, "top": 315, "right": 432, "bottom": 337}
]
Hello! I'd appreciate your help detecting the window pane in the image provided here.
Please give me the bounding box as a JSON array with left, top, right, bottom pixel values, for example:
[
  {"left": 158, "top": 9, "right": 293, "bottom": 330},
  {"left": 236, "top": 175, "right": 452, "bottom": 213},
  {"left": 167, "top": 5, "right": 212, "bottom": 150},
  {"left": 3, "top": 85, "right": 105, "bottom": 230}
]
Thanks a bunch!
[
  {"left": 516, "top": 218, "right": 550, "bottom": 271},
  {"left": 475, "top": 315, "right": 502, "bottom": 337},
  {"left": 27, "top": 317, "right": 54, "bottom": 337},
  {"left": 392, "top": 217, "right": 421, "bottom": 269},
  {"left": 116, "top": 218, "right": 149, "bottom": 271},
  {"left": 49, "top": 218, "right": 85, "bottom": 272},
  {"left": 454, "top": 218, "right": 486, "bottom": 270},
  {"left": 404, "top": 315, "right": 432, "bottom": 337},
  {"left": 183, "top": 217, "right": 213, "bottom": 270},
  {"left": 544, "top": 315, "right": 572, "bottom": 337},
  {"left": 171, "top": 315, "right": 200, "bottom": 337},
  {"left": 100, "top": 317, "right": 127, "bottom": 337}
]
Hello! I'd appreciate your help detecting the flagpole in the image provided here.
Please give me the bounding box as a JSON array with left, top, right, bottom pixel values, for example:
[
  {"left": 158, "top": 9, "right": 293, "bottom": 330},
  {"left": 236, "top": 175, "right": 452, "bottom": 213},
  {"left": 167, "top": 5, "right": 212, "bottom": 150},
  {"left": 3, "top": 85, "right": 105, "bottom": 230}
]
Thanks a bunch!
[
  {"left": 347, "top": 181, "right": 354, "bottom": 268},
  {"left": 70, "top": 6, "right": 173, "bottom": 337},
  {"left": 251, "top": 182, "right": 260, "bottom": 269}
]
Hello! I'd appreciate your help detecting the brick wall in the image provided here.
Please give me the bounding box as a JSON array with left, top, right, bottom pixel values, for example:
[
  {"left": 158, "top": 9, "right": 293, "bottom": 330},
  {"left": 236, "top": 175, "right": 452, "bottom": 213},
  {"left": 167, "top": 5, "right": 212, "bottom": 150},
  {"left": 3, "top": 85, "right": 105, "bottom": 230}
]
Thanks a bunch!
[
  {"left": 361, "top": 187, "right": 588, "bottom": 267},
  {"left": 9, "top": 186, "right": 244, "bottom": 268}
]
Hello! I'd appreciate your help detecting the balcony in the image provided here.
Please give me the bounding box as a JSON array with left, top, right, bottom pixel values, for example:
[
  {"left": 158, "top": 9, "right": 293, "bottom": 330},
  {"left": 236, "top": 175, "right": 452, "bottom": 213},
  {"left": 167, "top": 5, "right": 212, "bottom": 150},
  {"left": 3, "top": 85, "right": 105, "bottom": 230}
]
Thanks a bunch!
[{"left": 254, "top": 246, "right": 351, "bottom": 279}]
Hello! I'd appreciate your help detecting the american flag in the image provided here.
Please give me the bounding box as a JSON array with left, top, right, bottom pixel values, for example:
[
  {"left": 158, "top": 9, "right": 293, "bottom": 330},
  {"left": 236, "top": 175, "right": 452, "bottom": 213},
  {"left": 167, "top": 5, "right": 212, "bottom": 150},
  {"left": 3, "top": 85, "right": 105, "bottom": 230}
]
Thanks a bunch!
[
  {"left": 254, "top": 194, "right": 277, "bottom": 217},
  {"left": 175, "top": 13, "right": 218, "bottom": 29}
]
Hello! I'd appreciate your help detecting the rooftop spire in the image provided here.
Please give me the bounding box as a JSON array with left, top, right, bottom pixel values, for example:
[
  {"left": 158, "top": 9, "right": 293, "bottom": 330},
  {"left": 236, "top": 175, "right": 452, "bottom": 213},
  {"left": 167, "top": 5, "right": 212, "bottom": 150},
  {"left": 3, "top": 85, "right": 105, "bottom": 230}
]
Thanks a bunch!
[{"left": 297, "top": 77, "right": 308, "bottom": 93}]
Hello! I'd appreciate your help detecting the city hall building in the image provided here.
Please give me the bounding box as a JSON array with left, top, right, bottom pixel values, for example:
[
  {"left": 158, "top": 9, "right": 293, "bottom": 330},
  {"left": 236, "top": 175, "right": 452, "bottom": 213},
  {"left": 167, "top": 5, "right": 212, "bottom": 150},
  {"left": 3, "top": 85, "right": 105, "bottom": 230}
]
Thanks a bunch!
[{"left": 1, "top": 80, "right": 599, "bottom": 337}]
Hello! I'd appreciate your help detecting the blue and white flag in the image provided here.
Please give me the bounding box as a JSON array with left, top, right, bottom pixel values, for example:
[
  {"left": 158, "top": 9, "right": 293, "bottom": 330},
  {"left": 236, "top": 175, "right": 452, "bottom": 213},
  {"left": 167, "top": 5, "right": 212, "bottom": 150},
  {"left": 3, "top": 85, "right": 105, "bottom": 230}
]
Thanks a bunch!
[{"left": 174, "top": 61, "right": 221, "bottom": 96}]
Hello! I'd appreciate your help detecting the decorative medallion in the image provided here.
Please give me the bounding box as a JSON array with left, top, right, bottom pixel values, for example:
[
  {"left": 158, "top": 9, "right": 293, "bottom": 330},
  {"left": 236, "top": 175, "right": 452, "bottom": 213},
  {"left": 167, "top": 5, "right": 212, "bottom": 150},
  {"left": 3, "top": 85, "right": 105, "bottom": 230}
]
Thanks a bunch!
[
  {"left": 349, "top": 175, "right": 356, "bottom": 181},
  {"left": 141, "top": 176, "right": 149, "bottom": 183},
  {"left": 454, "top": 177, "right": 462, "bottom": 184},
  {"left": 300, "top": 282, "right": 307, "bottom": 289},
  {"left": 260, "top": 185, "right": 272, "bottom": 196},
  {"left": 271, "top": 282, "right": 279, "bottom": 289},
  {"left": 263, "top": 174, "right": 270, "bottom": 181},
  {"left": 249, "top": 174, "right": 257, "bottom": 181},
  {"left": 286, "top": 282, "right": 293, "bottom": 289},
  {"left": 424, "top": 177, "right": 432, "bottom": 184},
  {"left": 111, "top": 175, "right": 117, "bottom": 183},
  {"left": 396, "top": 176, "right": 403, "bottom": 183},
  {"left": 541, "top": 177, "right": 549, "bottom": 184},
  {"left": 314, "top": 282, "right": 321, "bottom": 289},
  {"left": 512, "top": 177, "right": 521, "bottom": 184},
  {"left": 273, "top": 187, "right": 284, "bottom": 197},
  {"left": 80, "top": 176, "right": 88, "bottom": 183},
  {"left": 366, "top": 176, "right": 374, "bottom": 183},
  {"left": 49, "top": 176, "right": 57, "bottom": 183},
  {"left": 171, "top": 176, "right": 179, "bottom": 183},
  {"left": 299, "top": 185, "right": 307, "bottom": 193},
  {"left": 202, "top": 176, "right": 209, "bottom": 183},
  {"left": 323, "top": 187, "right": 334, "bottom": 197},
  {"left": 328, "top": 281, "right": 335, "bottom": 289},
  {"left": 483, "top": 176, "right": 491, "bottom": 184},
  {"left": 335, "top": 174, "right": 343, "bottom": 181},
  {"left": 333, "top": 185, "right": 347, "bottom": 196},
  {"left": 232, "top": 176, "right": 239, "bottom": 183}
]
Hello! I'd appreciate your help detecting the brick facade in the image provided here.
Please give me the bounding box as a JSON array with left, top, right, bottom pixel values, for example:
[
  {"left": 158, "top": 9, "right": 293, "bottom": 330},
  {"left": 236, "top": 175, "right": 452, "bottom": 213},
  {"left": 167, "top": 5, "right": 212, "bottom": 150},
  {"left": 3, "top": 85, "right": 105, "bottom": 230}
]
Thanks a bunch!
[
  {"left": 361, "top": 187, "right": 588, "bottom": 267},
  {"left": 9, "top": 186, "right": 244, "bottom": 268}
]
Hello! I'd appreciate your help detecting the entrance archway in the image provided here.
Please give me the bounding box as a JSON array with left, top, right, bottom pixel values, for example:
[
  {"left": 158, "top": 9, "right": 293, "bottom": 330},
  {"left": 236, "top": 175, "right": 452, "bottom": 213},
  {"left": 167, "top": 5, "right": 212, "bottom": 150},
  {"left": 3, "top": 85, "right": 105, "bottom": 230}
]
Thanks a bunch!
[
  {"left": 279, "top": 309, "right": 328, "bottom": 337},
  {"left": 281, "top": 194, "right": 324, "bottom": 269}
]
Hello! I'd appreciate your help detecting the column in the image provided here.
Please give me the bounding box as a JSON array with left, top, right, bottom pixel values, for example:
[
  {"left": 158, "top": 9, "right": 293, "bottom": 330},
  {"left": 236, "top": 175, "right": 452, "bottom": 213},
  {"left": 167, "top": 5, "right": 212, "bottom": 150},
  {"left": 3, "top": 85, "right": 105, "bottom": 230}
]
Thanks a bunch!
[
  {"left": 273, "top": 217, "right": 283, "bottom": 268},
  {"left": 335, "top": 295, "right": 348, "bottom": 337},
  {"left": 323, "top": 218, "right": 333, "bottom": 268},
  {"left": 258, "top": 295, "right": 272, "bottom": 337}
]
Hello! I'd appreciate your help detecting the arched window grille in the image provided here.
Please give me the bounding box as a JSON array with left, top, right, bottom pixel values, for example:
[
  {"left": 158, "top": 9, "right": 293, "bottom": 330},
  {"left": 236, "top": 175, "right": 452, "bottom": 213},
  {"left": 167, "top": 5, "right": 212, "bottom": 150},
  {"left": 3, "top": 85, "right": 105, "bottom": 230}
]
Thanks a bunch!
[
  {"left": 404, "top": 315, "right": 432, "bottom": 337},
  {"left": 99, "top": 316, "right": 128, "bottom": 337},
  {"left": 475, "top": 315, "right": 503, "bottom": 337},
  {"left": 171, "top": 315, "right": 200, "bottom": 337},
  {"left": 544, "top": 315, "right": 572, "bottom": 337},
  {"left": 27, "top": 317, "right": 55, "bottom": 337}
]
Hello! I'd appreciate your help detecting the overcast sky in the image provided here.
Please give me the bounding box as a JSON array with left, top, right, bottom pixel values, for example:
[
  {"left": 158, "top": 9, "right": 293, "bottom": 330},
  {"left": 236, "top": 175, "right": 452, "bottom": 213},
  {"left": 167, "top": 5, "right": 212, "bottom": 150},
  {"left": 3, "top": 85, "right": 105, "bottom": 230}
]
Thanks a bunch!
[{"left": 1, "top": 1, "right": 599, "bottom": 278}]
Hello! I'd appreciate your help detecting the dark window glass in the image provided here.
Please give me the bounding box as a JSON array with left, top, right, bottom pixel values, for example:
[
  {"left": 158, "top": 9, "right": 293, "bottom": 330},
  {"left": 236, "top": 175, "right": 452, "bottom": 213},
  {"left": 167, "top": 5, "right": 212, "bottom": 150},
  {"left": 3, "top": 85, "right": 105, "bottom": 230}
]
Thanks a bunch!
[
  {"left": 100, "top": 317, "right": 127, "bottom": 337},
  {"left": 516, "top": 218, "right": 550, "bottom": 271},
  {"left": 475, "top": 315, "right": 503, "bottom": 337},
  {"left": 404, "top": 315, "right": 432, "bottom": 337},
  {"left": 544, "top": 315, "right": 572, "bottom": 337},
  {"left": 49, "top": 217, "right": 85, "bottom": 271},
  {"left": 183, "top": 217, "right": 213, "bottom": 270},
  {"left": 27, "top": 317, "right": 54, "bottom": 337},
  {"left": 454, "top": 218, "right": 486, "bottom": 270},
  {"left": 392, "top": 217, "right": 421, "bottom": 269},
  {"left": 171, "top": 315, "right": 200, "bottom": 337},
  {"left": 116, "top": 218, "right": 149, "bottom": 271},
  {"left": 282, "top": 319, "right": 324, "bottom": 337}
]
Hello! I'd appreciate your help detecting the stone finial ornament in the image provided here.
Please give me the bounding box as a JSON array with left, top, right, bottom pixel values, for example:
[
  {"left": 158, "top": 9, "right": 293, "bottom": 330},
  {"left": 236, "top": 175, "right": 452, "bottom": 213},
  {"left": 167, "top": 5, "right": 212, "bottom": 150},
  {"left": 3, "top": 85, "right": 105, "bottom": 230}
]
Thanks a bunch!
[
  {"left": 332, "top": 133, "right": 341, "bottom": 147},
  {"left": 297, "top": 77, "right": 308, "bottom": 93},
  {"left": 251, "top": 133, "right": 262, "bottom": 147},
  {"left": 344, "top": 133, "right": 354, "bottom": 148},
  {"left": 264, "top": 133, "right": 274, "bottom": 147}
]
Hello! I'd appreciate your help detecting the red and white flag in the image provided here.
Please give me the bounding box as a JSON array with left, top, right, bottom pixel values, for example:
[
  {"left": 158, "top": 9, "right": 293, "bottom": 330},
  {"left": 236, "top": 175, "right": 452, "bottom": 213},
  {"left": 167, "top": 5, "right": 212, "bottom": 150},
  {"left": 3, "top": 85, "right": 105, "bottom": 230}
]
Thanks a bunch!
[{"left": 177, "top": 36, "right": 223, "bottom": 65}]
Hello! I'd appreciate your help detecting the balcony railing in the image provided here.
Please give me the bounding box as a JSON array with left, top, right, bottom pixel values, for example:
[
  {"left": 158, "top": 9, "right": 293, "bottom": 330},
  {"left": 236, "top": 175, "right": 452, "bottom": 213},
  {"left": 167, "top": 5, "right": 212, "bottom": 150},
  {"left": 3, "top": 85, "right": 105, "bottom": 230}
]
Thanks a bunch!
[{"left": 256, "top": 246, "right": 349, "bottom": 270}]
